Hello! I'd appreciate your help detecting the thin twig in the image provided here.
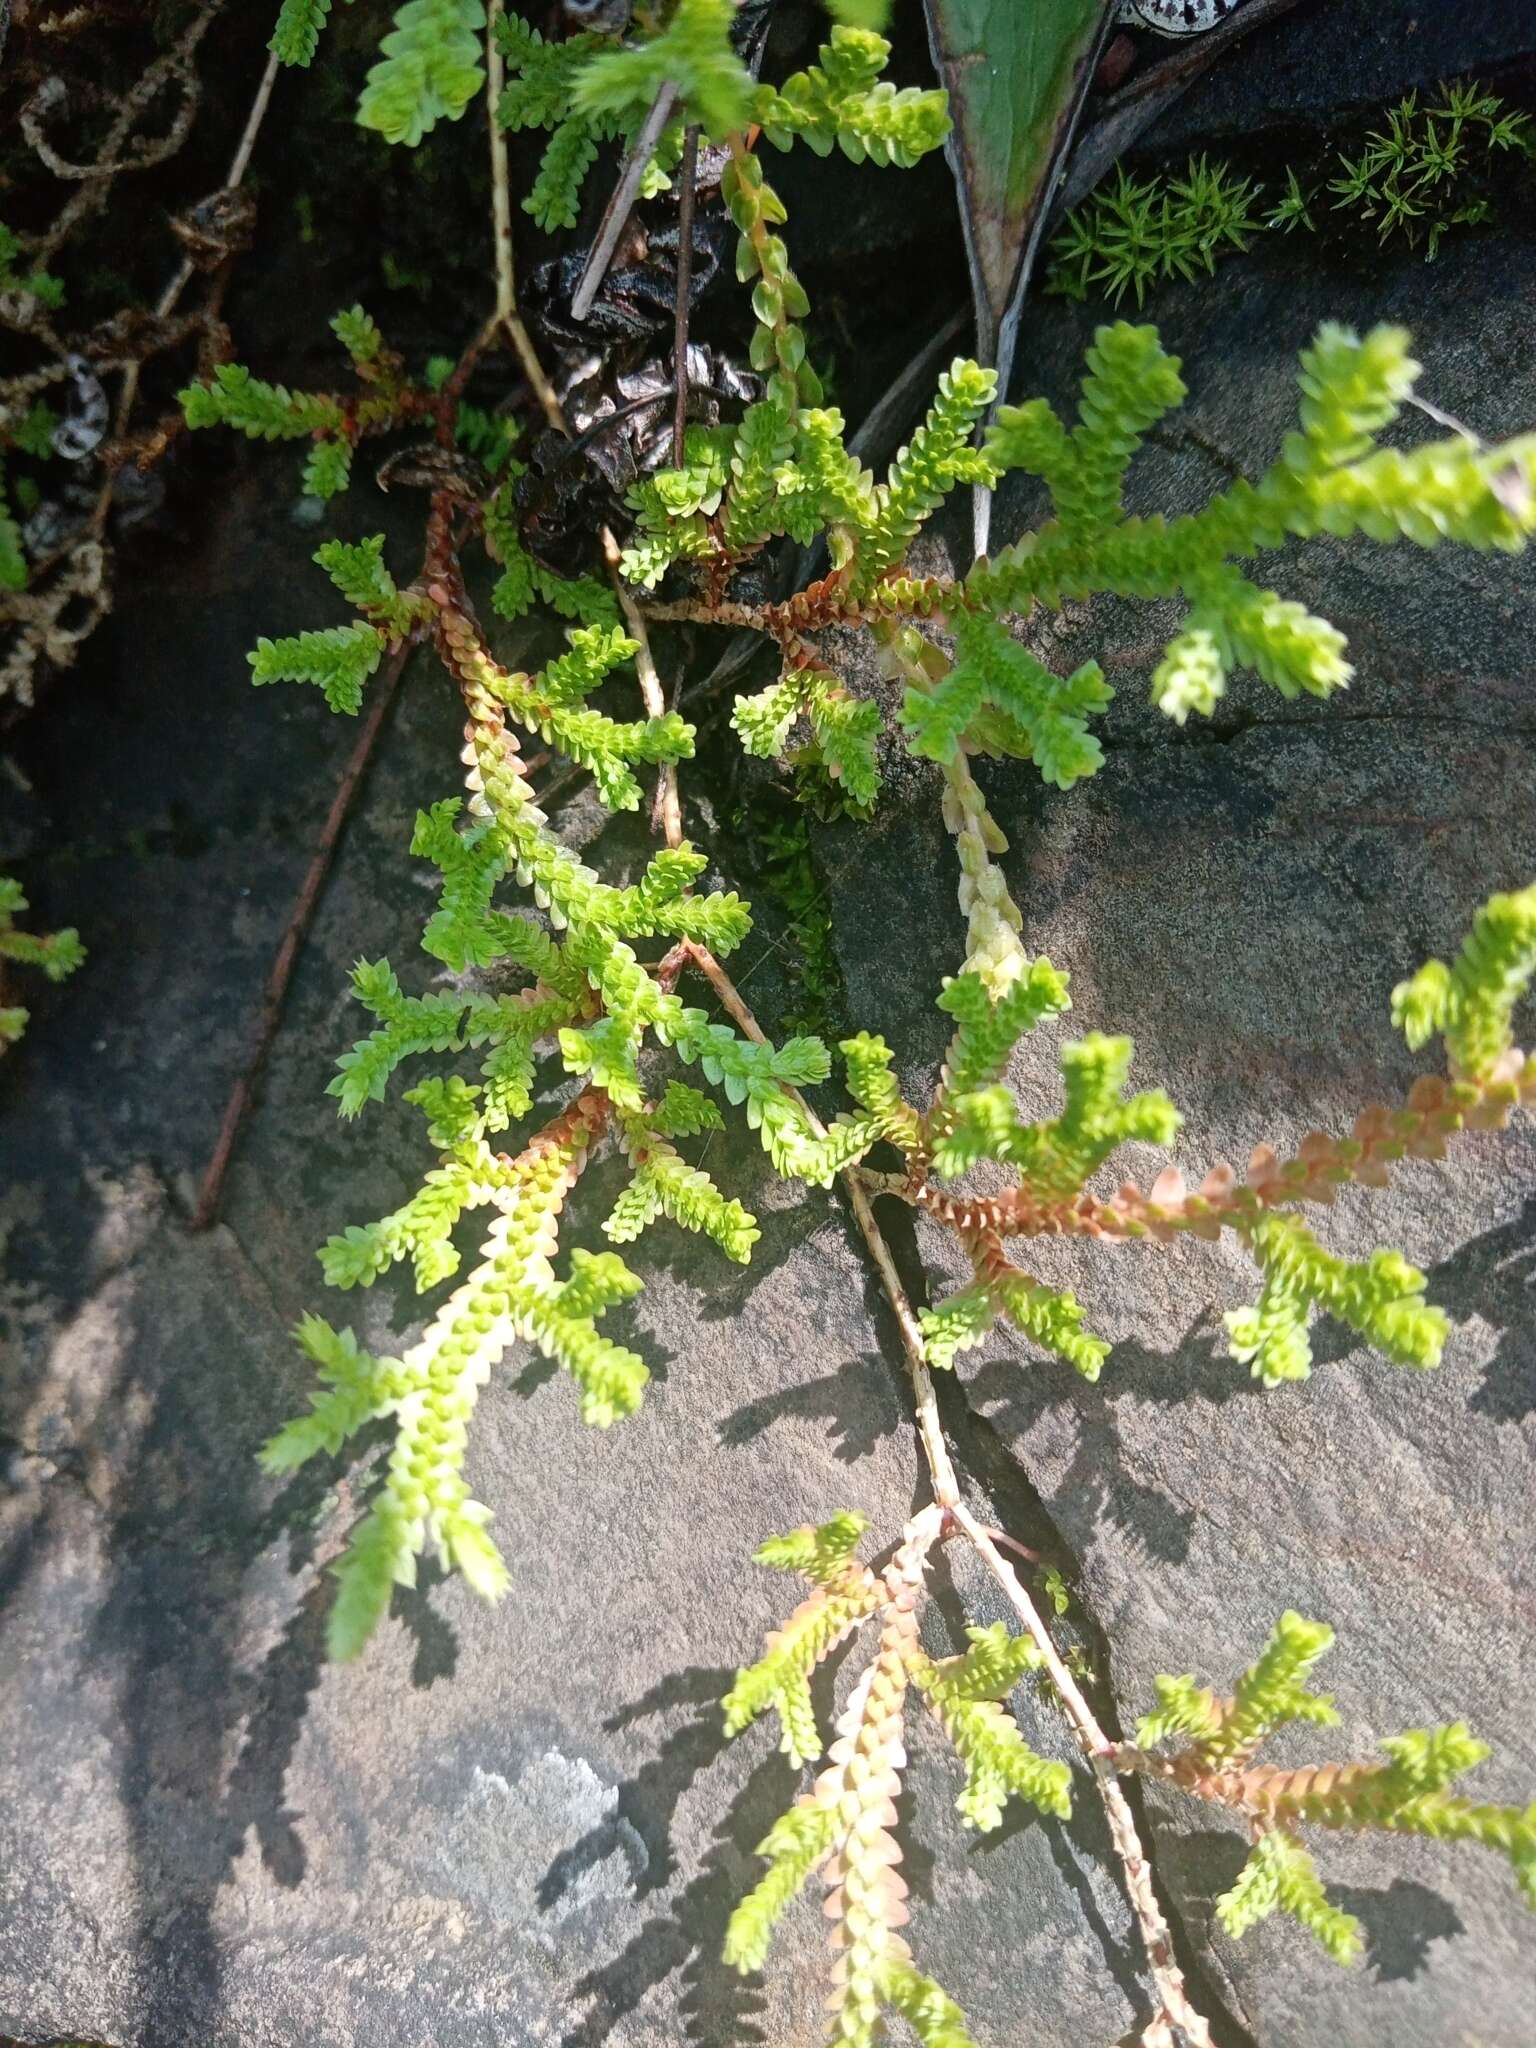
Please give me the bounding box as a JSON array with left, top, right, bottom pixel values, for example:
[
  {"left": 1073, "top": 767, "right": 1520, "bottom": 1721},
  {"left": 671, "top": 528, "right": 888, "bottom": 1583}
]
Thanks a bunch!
[
  {"left": 975, "top": 1521, "right": 1043, "bottom": 1564},
  {"left": 92, "top": 32, "right": 283, "bottom": 540},
  {"left": 190, "top": 644, "right": 412, "bottom": 1231},
  {"left": 671, "top": 123, "right": 700, "bottom": 467},
  {"left": 570, "top": 82, "right": 679, "bottom": 324},
  {"left": 227, "top": 41, "right": 282, "bottom": 188},
  {"left": 951, "top": 1501, "right": 1215, "bottom": 2048},
  {"left": 485, "top": 0, "right": 567, "bottom": 434}
]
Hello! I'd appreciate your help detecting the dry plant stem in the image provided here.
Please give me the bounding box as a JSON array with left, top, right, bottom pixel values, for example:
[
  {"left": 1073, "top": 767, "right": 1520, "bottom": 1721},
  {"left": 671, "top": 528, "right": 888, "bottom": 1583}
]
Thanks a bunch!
[
  {"left": 570, "top": 82, "right": 680, "bottom": 324},
  {"left": 190, "top": 643, "right": 412, "bottom": 1231},
  {"left": 92, "top": 34, "right": 283, "bottom": 542},
  {"left": 33, "top": 3, "right": 224, "bottom": 266},
  {"left": 952, "top": 1501, "right": 1215, "bottom": 2048},
  {"left": 672, "top": 123, "right": 701, "bottom": 467},
  {"left": 683, "top": 941, "right": 961, "bottom": 1507},
  {"left": 485, "top": 0, "right": 567, "bottom": 435}
]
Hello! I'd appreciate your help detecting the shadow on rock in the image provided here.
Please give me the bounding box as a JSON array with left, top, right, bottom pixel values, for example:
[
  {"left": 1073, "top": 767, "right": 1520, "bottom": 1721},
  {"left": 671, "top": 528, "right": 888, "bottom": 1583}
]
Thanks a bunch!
[
  {"left": 717, "top": 1349, "right": 904, "bottom": 1464},
  {"left": 552, "top": 1743, "right": 788, "bottom": 2048},
  {"left": 78, "top": 1230, "right": 340, "bottom": 2037},
  {"left": 1432, "top": 1193, "right": 1536, "bottom": 1424},
  {"left": 1329, "top": 1877, "right": 1465, "bottom": 1983},
  {"left": 541, "top": 1666, "right": 733, "bottom": 1912}
]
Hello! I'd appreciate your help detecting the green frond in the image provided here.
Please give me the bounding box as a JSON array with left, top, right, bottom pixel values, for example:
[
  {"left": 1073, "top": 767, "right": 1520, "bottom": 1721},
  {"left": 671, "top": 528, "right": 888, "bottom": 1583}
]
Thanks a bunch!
[
  {"left": 856, "top": 358, "right": 998, "bottom": 583},
  {"left": 721, "top": 147, "right": 821, "bottom": 415},
  {"left": 540, "top": 622, "right": 637, "bottom": 701},
  {"left": 573, "top": 0, "right": 751, "bottom": 141},
  {"left": 802, "top": 672, "right": 881, "bottom": 811},
  {"left": 608, "top": 1109, "right": 761, "bottom": 1263},
  {"left": 1151, "top": 622, "right": 1226, "bottom": 723},
  {"left": 911, "top": 1647, "right": 1072, "bottom": 1829},
  {"left": 301, "top": 437, "right": 353, "bottom": 500},
  {"left": 0, "top": 881, "right": 86, "bottom": 1002},
  {"left": 720, "top": 400, "right": 797, "bottom": 550},
  {"left": 272, "top": 0, "right": 345, "bottom": 67},
  {"left": 838, "top": 1032, "right": 921, "bottom": 1150},
  {"left": 315, "top": 534, "right": 427, "bottom": 636},
  {"left": 919, "top": 1280, "right": 996, "bottom": 1371},
  {"left": 560, "top": 1015, "right": 645, "bottom": 1109},
  {"left": 358, "top": 0, "right": 486, "bottom": 147},
  {"left": 1392, "top": 882, "right": 1536, "bottom": 1077},
  {"left": 527, "top": 116, "right": 601, "bottom": 231},
  {"left": 331, "top": 303, "right": 385, "bottom": 366},
  {"left": 328, "top": 1498, "right": 419, "bottom": 1660},
  {"left": 1226, "top": 1212, "right": 1448, "bottom": 1387},
  {"left": 1069, "top": 322, "right": 1189, "bottom": 526},
  {"left": 1198, "top": 1611, "right": 1338, "bottom": 1766},
  {"left": 327, "top": 957, "right": 471, "bottom": 1115},
  {"left": 1182, "top": 564, "right": 1352, "bottom": 704},
  {"left": 661, "top": 1008, "right": 859, "bottom": 1183},
  {"left": 933, "top": 961, "right": 1072, "bottom": 1102},
  {"left": 753, "top": 1510, "right": 865, "bottom": 1582},
  {"left": 732, "top": 676, "right": 801, "bottom": 758},
  {"left": 405, "top": 1074, "right": 484, "bottom": 1148},
  {"left": 925, "top": 1622, "right": 1043, "bottom": 1702},
  {"left": 724, "top": 1524, "right": 881, "bottom": 1760},
  {"left": 987, "top": 1265, "right": 1110, "bottom": 1382},
  {"left": 1134, "top": 1673, "right": 1225, "bottom": 1751},
  {"left": 772, "top": 407, "right": 876, "bottom": 547},
  {"left": 555, "top": 1245, "right": 645, "bottom": 1322},
  {"left": 259, "top": 1317, "right": 410, "bottom": 1473},
  {"left": 248, "top": 623, "right": 387, "bottom": 715},
  {"left": 181, "top": 363, "right": 343, "bottom": 440},
  {"left": 649, "top": 1079, "right": 723, "bottom": 1139},
  {"left": 986, "top": 324, "right": 1186, "bottom": 534},
  {"left": 900, "top": 614, "right": 1111, "bottom": 790},
  {"left": 318, "top": 1153, "right": 493, "bottom": 1292},
  {"left": 724, "top": 1800, "right": 840, "bottom": 1973},
  {"left": 878, "top": 1961, "right": 981, "bottom": 2048},
  {"left": 1292, "top": 320, "right": 1419, "bottom": 466},
  {"left": 752, "top": 27, "right": 950, "bottom": 169},
  {"left": 1264, "top": 1723, "right": 1536, "bottom": 1908},
  {"left": 936, "top": 1034, "right": 1178, "bottom": 1198},
  {"left": 514, "top": 1259, "right": 650, "bottom": 1427},
  {"left": 1217, "top": 1829, "right": 1362, "bottom": 1964},
  {"left": 1379, "top": 1721, "right": 1492, "bottom": 1796}
]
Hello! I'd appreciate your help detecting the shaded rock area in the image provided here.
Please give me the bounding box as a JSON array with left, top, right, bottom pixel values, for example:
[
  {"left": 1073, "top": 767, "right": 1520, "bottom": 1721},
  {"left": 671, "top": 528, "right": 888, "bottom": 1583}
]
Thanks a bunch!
[{"left": 4, "top": 6, "right": 1536, "bottom": 2048}]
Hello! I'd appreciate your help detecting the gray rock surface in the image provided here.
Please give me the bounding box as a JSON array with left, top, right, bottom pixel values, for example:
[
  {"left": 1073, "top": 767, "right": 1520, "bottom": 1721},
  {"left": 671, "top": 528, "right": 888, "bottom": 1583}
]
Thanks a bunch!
[{"left": 4, "top": 39, "right": 1536, "bottom": 2048}]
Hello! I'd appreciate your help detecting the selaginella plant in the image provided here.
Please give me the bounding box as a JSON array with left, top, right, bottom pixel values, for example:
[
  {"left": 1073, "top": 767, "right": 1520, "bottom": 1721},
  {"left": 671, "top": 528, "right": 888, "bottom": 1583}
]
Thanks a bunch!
[
  {"left": 181, "top": 5, "right": 1536, "bottom": 2041},
  {"left": 0, "top": 875, "right": 85, "bottom": 1051}
]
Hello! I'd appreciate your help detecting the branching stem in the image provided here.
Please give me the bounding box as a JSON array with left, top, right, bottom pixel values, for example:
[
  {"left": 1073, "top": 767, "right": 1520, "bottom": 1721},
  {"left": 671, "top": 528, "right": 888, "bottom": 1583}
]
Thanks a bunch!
[{"left": 951, "top": 1502, "right": 1215, "bottom": 2048}]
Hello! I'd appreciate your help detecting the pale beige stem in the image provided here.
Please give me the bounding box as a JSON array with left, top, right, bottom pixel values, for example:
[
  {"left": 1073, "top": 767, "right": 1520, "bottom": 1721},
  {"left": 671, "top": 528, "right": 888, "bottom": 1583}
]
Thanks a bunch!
[
  {"left": 484, "top": 0, "right": 567, "bottom": 434},
  {"left": 951, "top": 1501, "right": 1215, "bottom": 2048},
  {"left": 226, "top": 42, "right": 282, "bottom": 189}
]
